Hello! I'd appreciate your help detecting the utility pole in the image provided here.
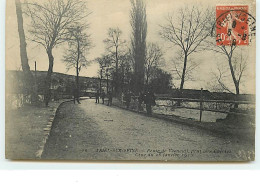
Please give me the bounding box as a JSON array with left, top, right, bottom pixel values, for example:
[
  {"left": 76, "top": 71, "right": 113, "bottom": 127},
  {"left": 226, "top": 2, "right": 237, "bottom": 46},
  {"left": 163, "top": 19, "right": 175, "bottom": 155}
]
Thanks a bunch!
[
  {"left": 34, "top": 61, "right": 37, "bottom": 78},
  {"left": 34, "top": 61, "right": 38, "bottom": 98},
  {"left": 199, "top": 88, "right": 203, "bottom": 122}
]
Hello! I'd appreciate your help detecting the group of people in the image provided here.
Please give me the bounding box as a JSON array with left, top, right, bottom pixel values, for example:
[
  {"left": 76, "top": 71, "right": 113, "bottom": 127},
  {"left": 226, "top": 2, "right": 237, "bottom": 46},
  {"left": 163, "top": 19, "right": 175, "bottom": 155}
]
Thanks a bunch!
[
  {"left": 95, "top": 89, "right": 156, "bottom": 115},
  {"left": 95, "top": 90, "right": 112, "bottom": 106},
  {"left": 138, "top": 90, "right": 156, "bottom": 115},
  {"left": 123, "top": 90, "right": 156, "bottom": 115},
  {"left": 73, "top": 85, "right": 156, "bottom": 115}
]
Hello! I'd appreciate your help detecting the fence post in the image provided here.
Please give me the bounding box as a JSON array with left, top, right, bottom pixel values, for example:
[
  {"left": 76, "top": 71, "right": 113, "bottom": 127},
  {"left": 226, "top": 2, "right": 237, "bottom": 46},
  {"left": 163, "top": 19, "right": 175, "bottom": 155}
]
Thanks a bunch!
[{"left": 199, "top": 88, "right": 203, "bottom": 122}]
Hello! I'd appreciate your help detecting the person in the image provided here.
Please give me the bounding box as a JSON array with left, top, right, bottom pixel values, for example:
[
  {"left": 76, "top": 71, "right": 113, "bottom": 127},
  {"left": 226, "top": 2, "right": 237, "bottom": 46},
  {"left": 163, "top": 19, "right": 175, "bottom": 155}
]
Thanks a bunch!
[
  {"left": 138, "top": 91, "right": 144, "bottom": 112},
  {"left": 73, "top": 86, "right": 80, "bottom": 104},
  {"left": 125, "top": 91, "right": 132, "bottom": 109},
  {"left": 121, "top": 92, "right": 125, "bottom": 106},
  {"left": 95, "top": 90, "right": 100, "bottom": 103},
  {"left": 144, "top": 90, "right": 156, "bottom": 115},
  {"left": 107, "top": 91, "right": 112, "bottom": 106},
  {"left": 100, "top": 91, "right": 106, "bottom": 104}
]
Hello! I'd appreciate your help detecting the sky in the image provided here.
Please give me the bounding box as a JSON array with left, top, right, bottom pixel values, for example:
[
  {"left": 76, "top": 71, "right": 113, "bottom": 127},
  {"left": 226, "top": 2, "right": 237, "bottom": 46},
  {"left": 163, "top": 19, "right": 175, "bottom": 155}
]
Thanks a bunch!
[{"left": 5, "top": 0, "right": 256, "bottom": 94}]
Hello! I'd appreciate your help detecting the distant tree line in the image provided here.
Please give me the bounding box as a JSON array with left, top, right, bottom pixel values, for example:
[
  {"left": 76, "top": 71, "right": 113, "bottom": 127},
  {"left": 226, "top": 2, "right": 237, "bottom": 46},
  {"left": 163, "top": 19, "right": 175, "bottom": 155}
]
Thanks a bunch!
[{"left": 14, "top": 0, "right": 252, "bottom": 108}]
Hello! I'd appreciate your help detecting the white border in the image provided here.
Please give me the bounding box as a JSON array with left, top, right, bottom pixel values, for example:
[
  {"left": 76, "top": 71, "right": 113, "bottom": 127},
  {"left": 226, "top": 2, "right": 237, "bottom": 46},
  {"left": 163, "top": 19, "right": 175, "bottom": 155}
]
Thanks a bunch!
[{"left": 0, "top": 0, "right": 259, "bottom": 174}]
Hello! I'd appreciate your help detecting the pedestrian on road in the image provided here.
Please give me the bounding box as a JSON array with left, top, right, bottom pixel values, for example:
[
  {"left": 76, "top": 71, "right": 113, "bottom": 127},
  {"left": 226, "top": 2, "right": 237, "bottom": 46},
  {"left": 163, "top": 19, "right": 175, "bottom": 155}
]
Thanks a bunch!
[
  {"left": 95, "top": 90, "right": 100, "bottom": 103},
  {"left": 138, "top": 91, "right": 144, "bottom": 112},
  {"left": 101, "top": 91, "right": 106, "bottom": 104},
  {"left": 125, "top": 91, "right": 132, "bottom": 109},
  {"left": 73, "top": 86, "right": 81, "bottom": 104},
  {"left": 144, "top": 90, "right": 156, "bottom": 115}
]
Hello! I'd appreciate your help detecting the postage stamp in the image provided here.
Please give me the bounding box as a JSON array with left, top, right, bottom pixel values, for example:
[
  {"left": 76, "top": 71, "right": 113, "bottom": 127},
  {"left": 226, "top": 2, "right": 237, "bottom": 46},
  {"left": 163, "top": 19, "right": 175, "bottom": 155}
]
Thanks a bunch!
[{"left": 216, "top": 5, "right": 249, "bottom": 46}]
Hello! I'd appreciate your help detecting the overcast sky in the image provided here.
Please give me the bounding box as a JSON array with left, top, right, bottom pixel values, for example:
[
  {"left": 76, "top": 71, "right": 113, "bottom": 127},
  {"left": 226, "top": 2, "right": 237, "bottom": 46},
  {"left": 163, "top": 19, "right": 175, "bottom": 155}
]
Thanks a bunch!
[{"left": 5, "top": 0, "right": 256, "bottom": 94}]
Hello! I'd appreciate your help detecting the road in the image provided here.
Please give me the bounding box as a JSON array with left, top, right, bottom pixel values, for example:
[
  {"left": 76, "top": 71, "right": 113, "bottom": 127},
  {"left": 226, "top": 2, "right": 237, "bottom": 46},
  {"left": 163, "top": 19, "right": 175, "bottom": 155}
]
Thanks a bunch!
[{"left": 42, "top": 99, "right": 253, "bottom": 161}]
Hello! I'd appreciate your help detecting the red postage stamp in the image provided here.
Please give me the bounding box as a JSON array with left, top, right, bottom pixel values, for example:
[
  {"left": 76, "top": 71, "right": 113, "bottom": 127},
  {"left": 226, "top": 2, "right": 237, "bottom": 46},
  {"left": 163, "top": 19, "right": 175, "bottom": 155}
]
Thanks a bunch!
[{"left": 216, "top": 5, "right": 249, "bottom": 46}]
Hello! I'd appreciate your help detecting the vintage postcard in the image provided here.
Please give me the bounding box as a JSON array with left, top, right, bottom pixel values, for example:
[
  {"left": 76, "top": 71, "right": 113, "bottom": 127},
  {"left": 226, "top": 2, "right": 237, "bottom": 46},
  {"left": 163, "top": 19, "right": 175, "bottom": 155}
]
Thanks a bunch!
[{"left": 5, "top": 0, "right": 256, "bottom": 161}]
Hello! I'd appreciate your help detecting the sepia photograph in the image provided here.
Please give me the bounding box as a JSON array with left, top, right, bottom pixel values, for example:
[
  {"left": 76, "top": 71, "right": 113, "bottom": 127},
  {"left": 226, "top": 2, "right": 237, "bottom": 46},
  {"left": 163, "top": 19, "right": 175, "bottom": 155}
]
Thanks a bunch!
[{"left": 5, "top": 0, "right": 256, "bottom": 161}]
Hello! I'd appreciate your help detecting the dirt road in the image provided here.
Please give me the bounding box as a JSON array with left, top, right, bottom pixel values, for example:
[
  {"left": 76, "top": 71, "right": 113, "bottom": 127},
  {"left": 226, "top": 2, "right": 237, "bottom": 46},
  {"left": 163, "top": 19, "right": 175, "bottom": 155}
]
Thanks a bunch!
[{"left": 42, "top": 99, "right": 254, "bottom": 161}]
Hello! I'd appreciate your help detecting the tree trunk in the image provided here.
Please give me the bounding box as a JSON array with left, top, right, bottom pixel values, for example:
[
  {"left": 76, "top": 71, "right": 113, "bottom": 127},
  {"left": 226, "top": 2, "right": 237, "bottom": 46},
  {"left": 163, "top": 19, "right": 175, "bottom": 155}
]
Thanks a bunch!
[
  {"left": 100, "top": 69, "right": 102, "bottom": 92},
  {"left": 177, "top": 54, "right": 188, "bottom": 106},
  {"left": 228, "top": 57, "right": 240, "bottom": 108},
  {"left": 145, "top": 65, "right": 151, "bottom": 86},
  {"left": 76, "top": 40, "right": 80, "bottom": 96},
  {"left": 115, "top": 46, "right": 119, "bottom": 95},
  {"left": 146, "top": 73, "right": 149, "bottom": 86},
  {"left": 180, "top": 54, "right": 188, "bottom": 90},
  {"left": 15, "top": 0, "right": 37, "bottom": 103},
  {"left": 134, "top": 56, "right": 145, "bottom": 94},
  {"left": 235, "top": 84, "right": 239, "bottom": 95},
  {"left": 121, "top": 65, "right": 124, "bottom": 93},
  {"left": 76, "top": 67, "right": 79, "bottom": 94},
  {"left": 45, "top": 49, "right": 54, "bottom": 106},
  {"left": 234, "top": 81, "right": 240, "bottom": 108},
  {"left": 106, "top": 74, "right": 109, "bottom": 94}
]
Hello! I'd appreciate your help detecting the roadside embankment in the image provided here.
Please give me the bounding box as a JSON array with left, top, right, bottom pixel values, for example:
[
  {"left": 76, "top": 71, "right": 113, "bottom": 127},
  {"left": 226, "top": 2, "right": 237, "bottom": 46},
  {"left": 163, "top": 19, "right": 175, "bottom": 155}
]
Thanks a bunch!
[
  {"left": 109, "top": 98, "right": 255, "bottom": 145},
  {"left": 5, "top": 99, "right": 72, "bottom": 160}
]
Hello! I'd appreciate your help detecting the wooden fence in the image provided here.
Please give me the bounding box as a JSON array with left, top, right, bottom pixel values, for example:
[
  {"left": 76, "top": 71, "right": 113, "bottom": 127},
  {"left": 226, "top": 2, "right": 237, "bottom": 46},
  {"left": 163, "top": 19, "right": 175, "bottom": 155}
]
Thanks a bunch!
[{"left": 118, "top": 89, "right": 254, "bottom": 122}]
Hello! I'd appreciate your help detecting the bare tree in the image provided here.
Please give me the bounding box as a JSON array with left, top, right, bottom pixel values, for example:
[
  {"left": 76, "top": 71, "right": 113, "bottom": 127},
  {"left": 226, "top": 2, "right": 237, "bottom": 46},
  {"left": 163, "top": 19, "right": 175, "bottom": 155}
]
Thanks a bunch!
[
  {"left": 171, "top": 52, "right": 199, "bottom": 88},
  {"left": 15, "top": 0, "right": 37, "bottom": 103},
  {"left": 25, "top": 0, "right": 89, "bottom": 106},
  {"left": 210, "top": 64, "right": 235, "bottom": 93},
  {"left": 118, "top": 50, "right": 135, "bottom": 92},
  {"left": 63, "top": 24, "right": 91, "bottom": 95},
  {"left": 103, "top": 27, "right": 126, "bottom": 95},
  {"left": 160, "top": 6, "right": 213, "bottom": 91},
  {"left": 210, "top": 47, "right": 247, "bottom": 97},
  {"left": 144, "top": 43, "right": 164, "bottom": 85},
  {"left": 130, "top": 0, "right": 147, "bottom": 94},
  {"left": 96, "top": 54, "right": 112, "bottom": 92},
  {"left": 207, "top": 11, "right": 249, "bottom": 105}
]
